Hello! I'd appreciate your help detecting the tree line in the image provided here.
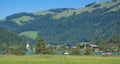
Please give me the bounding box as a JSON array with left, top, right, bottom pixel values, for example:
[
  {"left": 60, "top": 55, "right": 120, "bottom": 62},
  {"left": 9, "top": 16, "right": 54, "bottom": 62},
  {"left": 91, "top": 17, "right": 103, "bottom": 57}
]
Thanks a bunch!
[{"left": 0, "top": 35, "right": 119, "bottom": 55}]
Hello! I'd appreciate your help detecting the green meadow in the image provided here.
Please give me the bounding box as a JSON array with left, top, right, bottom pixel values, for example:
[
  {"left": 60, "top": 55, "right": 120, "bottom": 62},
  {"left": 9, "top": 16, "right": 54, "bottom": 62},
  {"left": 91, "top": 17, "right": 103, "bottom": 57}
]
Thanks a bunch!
[
  {"left": 0, "top": 55, "right": 120, "bottom": 64},
  {"left": 19, "top": 31, "right": 38, "bottom": 39}
]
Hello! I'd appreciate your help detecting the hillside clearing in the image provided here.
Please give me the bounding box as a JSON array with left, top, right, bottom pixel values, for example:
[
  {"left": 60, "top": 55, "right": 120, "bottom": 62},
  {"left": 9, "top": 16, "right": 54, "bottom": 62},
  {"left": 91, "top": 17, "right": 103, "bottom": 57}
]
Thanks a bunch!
[{"left": 19, "top": 31, "right": 38, "bottom": 39}]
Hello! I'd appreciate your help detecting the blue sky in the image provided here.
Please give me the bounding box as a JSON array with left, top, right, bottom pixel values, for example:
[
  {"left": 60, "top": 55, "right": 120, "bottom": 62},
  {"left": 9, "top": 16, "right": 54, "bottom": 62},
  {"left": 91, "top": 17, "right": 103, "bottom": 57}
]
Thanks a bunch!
[{"left": 0, "top": 0, "right": 109, "bottom": 19}]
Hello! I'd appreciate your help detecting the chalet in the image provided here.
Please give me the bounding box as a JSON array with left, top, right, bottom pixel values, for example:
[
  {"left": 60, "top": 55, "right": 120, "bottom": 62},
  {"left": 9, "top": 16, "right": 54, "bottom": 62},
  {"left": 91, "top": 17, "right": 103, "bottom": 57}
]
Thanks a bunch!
[
  {"left": 89, "top": 44, "right": 99, "bottom": 52},
  {"left": 79, "top": 42, "right": 99, "bottom": 52},
  {"left": 66, "top": 44, "right": 76, "bottom": 49}
]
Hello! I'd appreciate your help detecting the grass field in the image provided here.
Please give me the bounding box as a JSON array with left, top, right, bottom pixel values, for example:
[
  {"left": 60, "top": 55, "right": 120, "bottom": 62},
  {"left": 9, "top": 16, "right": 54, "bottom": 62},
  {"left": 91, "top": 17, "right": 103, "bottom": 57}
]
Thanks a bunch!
[
  {"left": 0, "top": 55, "right": 120, "bottom": 64},
  {"left": 19, "top": 31, "right": 38, "bottom": 39}
]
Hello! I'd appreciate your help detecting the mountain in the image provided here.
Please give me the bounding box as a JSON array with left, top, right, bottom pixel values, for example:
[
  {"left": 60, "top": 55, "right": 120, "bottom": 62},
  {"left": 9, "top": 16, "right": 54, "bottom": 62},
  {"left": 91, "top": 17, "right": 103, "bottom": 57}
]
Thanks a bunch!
[
  {"left": 0, "top": 27, "right": 26, "bottom": 45},
  {"left": 0, "top": 0, "right": 120, "bottom": 44}
]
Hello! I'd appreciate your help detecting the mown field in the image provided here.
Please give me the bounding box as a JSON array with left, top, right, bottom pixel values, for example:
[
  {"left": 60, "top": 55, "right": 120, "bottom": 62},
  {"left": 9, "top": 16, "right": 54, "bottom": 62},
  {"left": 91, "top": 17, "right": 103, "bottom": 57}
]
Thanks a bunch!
[{"left": 0, "top": 55, "right": 120, "bottom": 64}]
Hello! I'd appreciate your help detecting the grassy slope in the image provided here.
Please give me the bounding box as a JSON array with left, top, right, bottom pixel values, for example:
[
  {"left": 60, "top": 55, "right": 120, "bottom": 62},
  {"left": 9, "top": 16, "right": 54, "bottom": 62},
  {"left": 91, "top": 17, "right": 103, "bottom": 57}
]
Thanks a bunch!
[
  {"left": 12, "top": 16, "right": 33, "bottom": 25},
  {"left": 52, "top": 1, "right": 120, "bottom": 19},
  {"left": 33, "top": 10, "right": 55, "bottom": 15},
  {"left": 0, "top": 55, "right": 120, "bottom": 64},
  {"left": 19, "top": 31, "right": 38, "bottom": 39},
  {"left": 52, "top": 7, "right": 94, "bottom": 19}
]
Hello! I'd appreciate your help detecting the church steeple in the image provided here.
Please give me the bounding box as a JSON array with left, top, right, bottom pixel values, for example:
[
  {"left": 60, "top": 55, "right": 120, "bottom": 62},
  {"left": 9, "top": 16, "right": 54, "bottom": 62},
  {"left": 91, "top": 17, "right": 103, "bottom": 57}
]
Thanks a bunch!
[{"left": 26, "top": 42, "right": 30, "bottom": 51}]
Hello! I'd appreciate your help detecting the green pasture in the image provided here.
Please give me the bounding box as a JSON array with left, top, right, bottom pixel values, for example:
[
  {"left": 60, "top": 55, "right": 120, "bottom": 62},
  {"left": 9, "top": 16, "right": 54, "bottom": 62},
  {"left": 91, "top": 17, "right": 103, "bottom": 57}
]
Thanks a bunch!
[
  {"left": 0, "top": 55, "right": 120, "bottom": 64},
  {"left": 19, "top": 31, "right": 38, "bottom": 39}
]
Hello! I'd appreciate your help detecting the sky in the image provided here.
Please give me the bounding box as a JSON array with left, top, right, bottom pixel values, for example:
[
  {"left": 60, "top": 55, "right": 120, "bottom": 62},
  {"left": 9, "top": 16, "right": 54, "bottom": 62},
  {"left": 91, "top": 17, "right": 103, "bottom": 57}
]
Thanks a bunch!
[{"left": 0, "top": 0, "right": 109, "bottom": 19}]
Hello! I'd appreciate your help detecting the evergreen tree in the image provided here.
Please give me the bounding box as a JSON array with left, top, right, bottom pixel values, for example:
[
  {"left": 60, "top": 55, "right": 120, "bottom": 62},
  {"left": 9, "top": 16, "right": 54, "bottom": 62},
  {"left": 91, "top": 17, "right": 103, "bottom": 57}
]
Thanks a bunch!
[{"left": 36, "top": 38, "right": 46, "bottom": 54}]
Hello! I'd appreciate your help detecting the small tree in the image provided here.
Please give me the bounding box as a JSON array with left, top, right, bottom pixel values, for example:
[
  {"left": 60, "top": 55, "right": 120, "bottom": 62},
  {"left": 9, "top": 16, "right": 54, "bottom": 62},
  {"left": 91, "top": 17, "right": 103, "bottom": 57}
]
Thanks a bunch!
[{"left": 84, "top": 45, "right": 93, "bottom": 55}]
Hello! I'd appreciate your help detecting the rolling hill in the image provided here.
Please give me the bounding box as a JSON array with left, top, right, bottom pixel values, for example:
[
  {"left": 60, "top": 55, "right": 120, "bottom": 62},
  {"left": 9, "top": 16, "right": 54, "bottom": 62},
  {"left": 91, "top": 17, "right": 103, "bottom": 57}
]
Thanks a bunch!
[{"left": 0, "top": 0, "right": 120, "bottom": 44}]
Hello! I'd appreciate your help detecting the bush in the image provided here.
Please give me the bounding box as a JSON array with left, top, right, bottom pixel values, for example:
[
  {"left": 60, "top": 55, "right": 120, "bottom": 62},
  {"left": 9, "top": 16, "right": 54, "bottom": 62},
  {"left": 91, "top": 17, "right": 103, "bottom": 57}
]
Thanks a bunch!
[
  {"left": 71, "top": 49, "right": 80, "bottom": 55},
  {"left": 84, "top": 48, "right": 93, "bottom": 55}
]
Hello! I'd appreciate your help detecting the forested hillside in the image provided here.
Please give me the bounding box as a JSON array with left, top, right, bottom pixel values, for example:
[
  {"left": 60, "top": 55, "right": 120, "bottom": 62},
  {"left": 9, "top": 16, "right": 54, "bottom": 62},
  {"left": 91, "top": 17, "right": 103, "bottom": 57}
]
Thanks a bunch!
[
  {"left": 0, "top": 0, "right": 120, "bottom": 44},
  {"left": 0, "top": 27, "right": 26, "bottom": 45}
]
